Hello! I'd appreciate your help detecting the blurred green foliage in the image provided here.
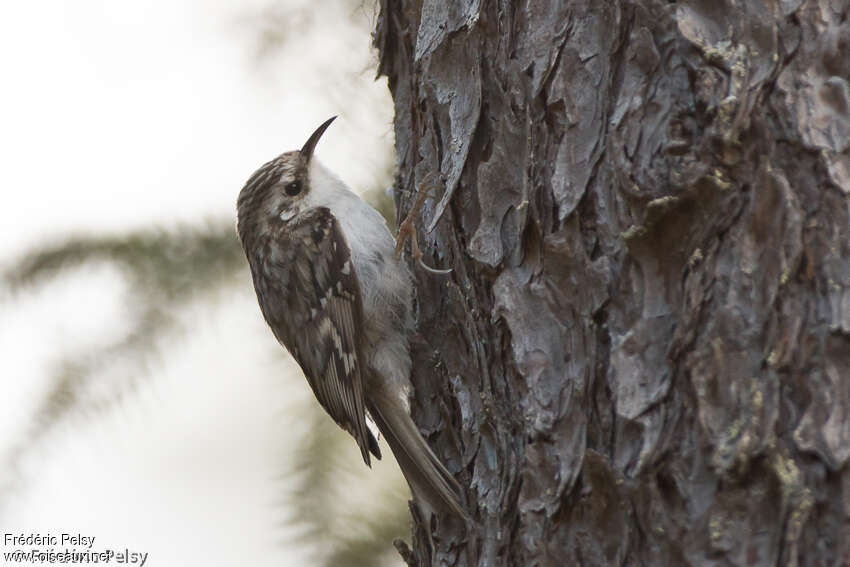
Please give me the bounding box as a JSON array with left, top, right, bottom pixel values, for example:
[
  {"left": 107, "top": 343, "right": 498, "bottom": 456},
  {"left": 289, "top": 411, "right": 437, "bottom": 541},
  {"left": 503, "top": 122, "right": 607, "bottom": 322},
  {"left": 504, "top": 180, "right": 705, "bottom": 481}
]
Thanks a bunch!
[{"left": 4, "top": 223, "right": 244, "bottom": 442}]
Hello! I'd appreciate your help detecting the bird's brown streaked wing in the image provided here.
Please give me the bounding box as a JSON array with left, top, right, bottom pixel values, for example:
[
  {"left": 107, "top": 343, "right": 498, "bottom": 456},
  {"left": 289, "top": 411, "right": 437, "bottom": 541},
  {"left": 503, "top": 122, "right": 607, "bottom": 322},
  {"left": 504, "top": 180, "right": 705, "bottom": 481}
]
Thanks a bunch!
[{"left": 283, "top": 207, "right": 376, "bottom": 466}]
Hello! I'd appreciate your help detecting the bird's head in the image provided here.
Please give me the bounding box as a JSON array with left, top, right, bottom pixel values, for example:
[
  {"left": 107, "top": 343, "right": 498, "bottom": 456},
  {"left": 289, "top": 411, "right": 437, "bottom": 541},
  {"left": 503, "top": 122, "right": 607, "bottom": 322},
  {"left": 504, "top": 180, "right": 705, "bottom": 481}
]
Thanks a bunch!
[{"left": 236, "top": 116, "right": 336, "bottom": 241}]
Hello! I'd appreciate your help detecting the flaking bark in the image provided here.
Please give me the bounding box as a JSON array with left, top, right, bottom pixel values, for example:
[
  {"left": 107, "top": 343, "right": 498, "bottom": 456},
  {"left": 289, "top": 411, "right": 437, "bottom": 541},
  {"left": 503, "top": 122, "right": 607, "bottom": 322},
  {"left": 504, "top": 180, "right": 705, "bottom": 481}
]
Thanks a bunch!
[{"left": 375, "top": 1, "right": 850, "bottom": 565}]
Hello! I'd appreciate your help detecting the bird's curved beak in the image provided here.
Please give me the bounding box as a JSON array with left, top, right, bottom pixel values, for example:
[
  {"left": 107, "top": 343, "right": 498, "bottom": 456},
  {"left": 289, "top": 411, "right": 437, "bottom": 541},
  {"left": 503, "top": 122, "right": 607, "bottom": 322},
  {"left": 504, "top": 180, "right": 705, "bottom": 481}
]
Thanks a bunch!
[{"left": 300, "top": 116, "right": 337, "bottom": 162}]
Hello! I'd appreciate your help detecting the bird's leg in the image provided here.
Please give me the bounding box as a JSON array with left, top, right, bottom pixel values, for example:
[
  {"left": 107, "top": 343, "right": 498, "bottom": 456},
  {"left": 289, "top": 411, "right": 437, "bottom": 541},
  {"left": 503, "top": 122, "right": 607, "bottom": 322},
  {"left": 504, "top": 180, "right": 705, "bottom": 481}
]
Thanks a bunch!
[{"left": 394, "top": 172, "right": 452, "bottom": 275}]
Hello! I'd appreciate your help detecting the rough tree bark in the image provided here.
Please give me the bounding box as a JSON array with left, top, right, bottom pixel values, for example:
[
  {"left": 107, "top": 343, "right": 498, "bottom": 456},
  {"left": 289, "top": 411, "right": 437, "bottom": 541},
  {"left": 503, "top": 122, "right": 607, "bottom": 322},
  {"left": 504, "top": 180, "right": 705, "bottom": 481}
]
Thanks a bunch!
[{"left": 374, "top": 1, "right": 850, "bottom": 565}]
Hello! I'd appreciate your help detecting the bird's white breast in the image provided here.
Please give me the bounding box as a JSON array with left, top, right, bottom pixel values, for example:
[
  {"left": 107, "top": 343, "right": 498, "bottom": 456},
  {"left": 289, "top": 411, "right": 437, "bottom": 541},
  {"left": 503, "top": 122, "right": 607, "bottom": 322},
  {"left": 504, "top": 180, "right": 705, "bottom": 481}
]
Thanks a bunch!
[
  {"left": 304, "top": 160, "right": 414, "bottom": 403},
  {"left": 303, "top": 161, "right": 412, "bottom": 331}
]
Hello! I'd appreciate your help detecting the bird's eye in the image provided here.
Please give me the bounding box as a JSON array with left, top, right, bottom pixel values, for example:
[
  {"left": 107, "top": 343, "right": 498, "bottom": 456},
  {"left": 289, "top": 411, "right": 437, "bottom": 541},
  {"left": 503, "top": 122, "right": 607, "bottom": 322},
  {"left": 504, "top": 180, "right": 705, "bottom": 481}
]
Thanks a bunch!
[{"left": 285, "top": 181, "right": 302, "bottom": 196}]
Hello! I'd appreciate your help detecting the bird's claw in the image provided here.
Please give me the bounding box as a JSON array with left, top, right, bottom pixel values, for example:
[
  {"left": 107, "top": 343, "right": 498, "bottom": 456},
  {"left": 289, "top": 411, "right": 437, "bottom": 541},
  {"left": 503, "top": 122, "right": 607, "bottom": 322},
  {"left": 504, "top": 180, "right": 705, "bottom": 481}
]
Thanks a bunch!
[
  {"left": 394, "top": 172, "right": 453, "bottom": 275},
  {"left": 418, "top": 257, "right": 453, "bottom": 275}
]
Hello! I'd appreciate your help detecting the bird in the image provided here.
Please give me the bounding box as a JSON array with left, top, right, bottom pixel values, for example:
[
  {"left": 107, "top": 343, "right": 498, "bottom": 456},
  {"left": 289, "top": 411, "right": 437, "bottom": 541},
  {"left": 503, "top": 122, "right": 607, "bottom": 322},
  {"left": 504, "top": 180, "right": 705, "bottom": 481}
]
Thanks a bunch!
[{"left": 236, "top": 116, "right": 468, "bottom": 521}]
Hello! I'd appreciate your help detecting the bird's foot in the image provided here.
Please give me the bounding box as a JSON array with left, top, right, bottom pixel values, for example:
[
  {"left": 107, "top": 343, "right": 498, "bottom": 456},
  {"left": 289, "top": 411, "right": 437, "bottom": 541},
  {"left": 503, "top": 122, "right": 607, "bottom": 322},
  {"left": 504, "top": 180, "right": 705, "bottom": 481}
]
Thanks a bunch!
[{"left": 394, "top": 172, "right": 452, "bottom": 275}]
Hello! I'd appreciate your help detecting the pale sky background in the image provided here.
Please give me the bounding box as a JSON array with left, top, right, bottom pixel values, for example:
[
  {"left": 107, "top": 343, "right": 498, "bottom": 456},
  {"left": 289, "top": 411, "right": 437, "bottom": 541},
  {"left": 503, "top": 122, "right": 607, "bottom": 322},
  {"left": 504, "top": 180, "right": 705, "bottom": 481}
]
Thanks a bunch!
[{"left": 0, "top": 1, "right": 406, "bottom": 565}]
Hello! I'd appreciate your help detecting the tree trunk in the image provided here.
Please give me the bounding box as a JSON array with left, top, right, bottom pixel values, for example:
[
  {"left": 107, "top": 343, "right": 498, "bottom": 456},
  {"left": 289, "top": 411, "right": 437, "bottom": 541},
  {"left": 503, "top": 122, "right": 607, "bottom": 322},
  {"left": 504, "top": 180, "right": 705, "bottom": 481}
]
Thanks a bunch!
[{"left": 374, "top": 1, "right": 850, "bottom": 565}]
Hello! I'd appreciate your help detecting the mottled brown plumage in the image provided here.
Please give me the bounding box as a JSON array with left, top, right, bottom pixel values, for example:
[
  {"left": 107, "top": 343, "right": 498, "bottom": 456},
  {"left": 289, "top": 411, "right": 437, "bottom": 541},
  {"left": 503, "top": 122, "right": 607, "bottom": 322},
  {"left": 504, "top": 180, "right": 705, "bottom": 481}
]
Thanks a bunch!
[{"left": 236, "top": 117, "right": 468, "bottom": 521}]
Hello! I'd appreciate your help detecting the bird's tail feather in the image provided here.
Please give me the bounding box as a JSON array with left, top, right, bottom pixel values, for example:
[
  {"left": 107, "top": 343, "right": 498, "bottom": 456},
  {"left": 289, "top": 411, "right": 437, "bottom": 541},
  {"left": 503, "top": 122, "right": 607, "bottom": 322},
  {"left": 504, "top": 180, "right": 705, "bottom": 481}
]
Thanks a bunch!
[{"left": 368, "top": 391, "right": 469, "bottom": 521}]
